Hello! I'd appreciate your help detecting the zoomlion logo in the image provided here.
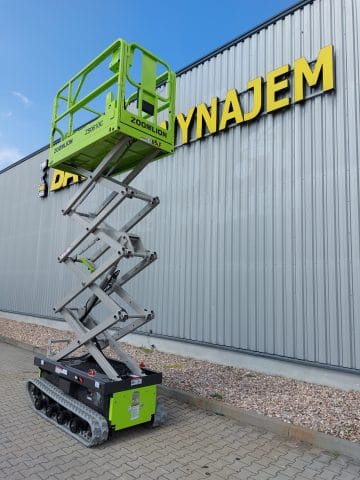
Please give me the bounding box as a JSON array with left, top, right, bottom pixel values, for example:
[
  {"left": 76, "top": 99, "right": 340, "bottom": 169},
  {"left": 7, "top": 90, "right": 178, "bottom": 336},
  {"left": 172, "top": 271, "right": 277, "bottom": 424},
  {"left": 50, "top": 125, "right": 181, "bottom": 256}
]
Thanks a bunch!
[
  {"left": 130, "top": 116, "right": 167, "bottom": 137},
  {"left": 48, "top": 45, "right": 335, "bottom": 193},
  {"left": 54, "top": 138, "right": 73, "bottom": 153}
]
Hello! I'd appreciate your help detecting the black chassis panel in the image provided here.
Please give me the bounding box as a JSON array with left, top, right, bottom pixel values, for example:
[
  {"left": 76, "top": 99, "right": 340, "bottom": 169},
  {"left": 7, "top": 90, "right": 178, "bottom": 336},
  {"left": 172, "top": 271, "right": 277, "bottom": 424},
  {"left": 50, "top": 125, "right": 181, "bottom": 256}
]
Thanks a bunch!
[{"left": 34, "top": 355, "right": 162, "bottom": 396}]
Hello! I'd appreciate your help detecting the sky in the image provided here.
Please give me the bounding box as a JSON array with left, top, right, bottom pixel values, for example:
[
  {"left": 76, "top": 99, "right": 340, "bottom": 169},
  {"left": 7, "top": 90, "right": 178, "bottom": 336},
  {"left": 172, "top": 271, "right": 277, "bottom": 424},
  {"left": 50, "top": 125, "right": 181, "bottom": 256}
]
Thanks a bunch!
[{"left": 0, "top": 0, "right": 299, "bottom": 171}]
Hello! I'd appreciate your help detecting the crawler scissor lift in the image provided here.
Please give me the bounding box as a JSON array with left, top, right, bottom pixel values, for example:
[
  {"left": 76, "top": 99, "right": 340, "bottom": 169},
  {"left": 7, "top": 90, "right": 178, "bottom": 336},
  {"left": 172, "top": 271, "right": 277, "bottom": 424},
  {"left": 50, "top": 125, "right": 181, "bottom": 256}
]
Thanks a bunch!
[{"left": 27, "top": 39, "right": 176, "bottom": 446}]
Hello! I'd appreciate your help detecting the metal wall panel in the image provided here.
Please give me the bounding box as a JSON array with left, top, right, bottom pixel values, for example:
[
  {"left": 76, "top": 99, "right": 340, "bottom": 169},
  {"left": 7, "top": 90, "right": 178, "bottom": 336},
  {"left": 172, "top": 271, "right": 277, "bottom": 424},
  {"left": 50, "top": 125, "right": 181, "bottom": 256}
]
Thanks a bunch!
[{"left": 0, "top": 0, "right": 359, "bottom": 370}]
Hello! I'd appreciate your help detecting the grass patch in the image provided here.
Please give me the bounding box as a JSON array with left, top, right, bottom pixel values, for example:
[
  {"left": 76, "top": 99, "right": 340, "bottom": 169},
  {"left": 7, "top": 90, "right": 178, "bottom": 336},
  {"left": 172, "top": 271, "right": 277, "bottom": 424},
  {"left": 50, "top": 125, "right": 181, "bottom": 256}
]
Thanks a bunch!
[
  {"left": 209, "top": 392, "right": 223, "bottom": 401},
  {"left": 139, "top": 346, "right": 154, "bottom": 354},
  {"left": 164, "top": 363, "right": 183, "bottom": 369}
]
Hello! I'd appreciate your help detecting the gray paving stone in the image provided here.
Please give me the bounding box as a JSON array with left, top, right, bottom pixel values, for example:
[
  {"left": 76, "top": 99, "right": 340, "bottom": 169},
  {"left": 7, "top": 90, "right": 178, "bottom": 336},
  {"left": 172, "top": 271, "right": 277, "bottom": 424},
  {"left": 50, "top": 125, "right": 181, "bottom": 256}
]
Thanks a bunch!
[{"left": 0, "top": 342, "right": 359, "bottom": 480}]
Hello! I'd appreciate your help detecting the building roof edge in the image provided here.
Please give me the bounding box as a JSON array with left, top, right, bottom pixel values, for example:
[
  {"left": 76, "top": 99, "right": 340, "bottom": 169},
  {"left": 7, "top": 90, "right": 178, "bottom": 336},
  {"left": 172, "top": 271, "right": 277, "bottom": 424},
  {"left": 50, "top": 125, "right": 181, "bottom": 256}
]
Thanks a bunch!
[{"left": 176, "top": 0, "right": 314, "bottom": 76}]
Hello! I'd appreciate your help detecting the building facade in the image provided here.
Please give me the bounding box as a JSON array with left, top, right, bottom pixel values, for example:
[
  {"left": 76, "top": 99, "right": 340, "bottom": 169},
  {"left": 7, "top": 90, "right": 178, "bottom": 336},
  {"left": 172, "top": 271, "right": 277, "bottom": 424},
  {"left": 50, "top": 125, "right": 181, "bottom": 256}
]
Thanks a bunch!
[{"left": 1, "top": 0, "right": 360, "bottom": 373}]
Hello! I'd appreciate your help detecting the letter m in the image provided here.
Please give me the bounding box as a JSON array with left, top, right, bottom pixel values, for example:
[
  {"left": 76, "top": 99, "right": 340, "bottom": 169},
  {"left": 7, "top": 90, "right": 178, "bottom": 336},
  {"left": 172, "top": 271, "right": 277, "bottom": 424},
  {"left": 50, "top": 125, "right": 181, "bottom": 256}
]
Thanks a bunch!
[{"left": 294, "top": 45, "right": 334, "bottom": 102}]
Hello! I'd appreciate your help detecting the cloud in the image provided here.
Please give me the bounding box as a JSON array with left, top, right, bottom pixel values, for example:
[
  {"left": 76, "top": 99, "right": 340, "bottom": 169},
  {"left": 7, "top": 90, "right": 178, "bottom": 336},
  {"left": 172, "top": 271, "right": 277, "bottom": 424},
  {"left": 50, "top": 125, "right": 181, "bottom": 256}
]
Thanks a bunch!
[
  {"left": 0, "top": 146, "right": 22, "bottom": 170},
  {"left": 12, "top": 91, "right": 33, "bottom": 108},
  {"left": 1, "top": 111, "right": 13, "bottom": 119}
]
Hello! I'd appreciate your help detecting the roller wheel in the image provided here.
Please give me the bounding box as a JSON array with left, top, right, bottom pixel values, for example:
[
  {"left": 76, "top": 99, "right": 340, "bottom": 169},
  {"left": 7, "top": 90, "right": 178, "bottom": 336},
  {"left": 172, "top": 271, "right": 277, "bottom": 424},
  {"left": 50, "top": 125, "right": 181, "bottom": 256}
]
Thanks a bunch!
[
  {"left": 46, "top": 404, "right": 58, "bottom": 418},
  {"left": 34, "top": 397, "right": 45, "bottom": 410},
  {"left": 56, "top": 410, "right": 68, "bottom": 425},
  {"left": 70, "top": 418, "right": 80, "bottom": 433}
]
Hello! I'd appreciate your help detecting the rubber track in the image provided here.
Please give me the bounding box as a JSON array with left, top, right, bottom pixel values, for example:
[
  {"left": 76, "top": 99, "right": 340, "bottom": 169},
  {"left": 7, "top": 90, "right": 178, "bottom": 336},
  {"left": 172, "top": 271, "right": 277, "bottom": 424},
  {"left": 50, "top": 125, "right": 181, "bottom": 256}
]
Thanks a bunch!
[{"left": 27, "top": 377, "right": 109, "bottom": 447}]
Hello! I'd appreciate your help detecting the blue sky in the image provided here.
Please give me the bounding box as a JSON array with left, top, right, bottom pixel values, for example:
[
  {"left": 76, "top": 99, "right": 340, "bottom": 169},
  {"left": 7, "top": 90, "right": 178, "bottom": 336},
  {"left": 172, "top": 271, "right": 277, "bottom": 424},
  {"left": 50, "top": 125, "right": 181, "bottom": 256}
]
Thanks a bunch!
[{"left": 0, "top": 0, "right": 298, "bottom": 170}]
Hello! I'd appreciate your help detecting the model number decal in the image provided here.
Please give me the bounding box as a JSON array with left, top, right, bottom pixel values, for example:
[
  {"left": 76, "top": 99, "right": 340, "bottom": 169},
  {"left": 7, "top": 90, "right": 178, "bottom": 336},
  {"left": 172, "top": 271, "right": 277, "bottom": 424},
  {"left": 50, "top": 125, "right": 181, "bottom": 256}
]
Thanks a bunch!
[{"left": 84, "top": 120, "right": 103, "bottom": 135}]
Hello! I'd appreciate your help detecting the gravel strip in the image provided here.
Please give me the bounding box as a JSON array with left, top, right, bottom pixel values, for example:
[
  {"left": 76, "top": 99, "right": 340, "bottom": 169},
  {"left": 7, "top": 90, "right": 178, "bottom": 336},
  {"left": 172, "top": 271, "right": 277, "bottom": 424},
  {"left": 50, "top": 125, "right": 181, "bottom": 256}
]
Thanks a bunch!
[{"left": 1, "top": 317, "right": 360, "bottom": 442}]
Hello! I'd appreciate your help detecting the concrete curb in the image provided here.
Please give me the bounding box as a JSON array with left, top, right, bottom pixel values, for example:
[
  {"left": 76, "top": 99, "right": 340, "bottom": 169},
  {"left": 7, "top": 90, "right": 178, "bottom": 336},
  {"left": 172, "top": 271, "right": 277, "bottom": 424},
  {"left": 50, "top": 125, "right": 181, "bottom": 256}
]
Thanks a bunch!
[
  {"left": 159, "top": 385, "right": 360, "bottom": 461},
  {"left": 1, "top": 335, "right": 359, "bottom": 461},
  {"left": 0, "top": 334, "right": 46, "bottom": 355}
]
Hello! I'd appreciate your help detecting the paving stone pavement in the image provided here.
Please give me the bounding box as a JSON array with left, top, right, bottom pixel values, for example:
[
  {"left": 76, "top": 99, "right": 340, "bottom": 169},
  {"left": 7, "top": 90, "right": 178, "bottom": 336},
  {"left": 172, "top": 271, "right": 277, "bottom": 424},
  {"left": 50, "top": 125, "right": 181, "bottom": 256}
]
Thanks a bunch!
[{"left": 1, "top": 342, "right": 359, "bottom": 480}]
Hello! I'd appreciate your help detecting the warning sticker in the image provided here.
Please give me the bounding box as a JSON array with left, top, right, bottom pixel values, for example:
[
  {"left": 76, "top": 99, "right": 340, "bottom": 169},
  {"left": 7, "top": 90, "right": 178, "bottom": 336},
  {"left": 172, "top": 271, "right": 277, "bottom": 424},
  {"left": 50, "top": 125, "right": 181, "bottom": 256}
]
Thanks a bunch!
[
  {"left": 130, "top": 405, "right": 140, "bottom": 420},
  {"left": 130, "top": 377, "right": 142, "bottom": 387},
  {"left": 55, "top": 366, "right": 68, "bottom": 376}
]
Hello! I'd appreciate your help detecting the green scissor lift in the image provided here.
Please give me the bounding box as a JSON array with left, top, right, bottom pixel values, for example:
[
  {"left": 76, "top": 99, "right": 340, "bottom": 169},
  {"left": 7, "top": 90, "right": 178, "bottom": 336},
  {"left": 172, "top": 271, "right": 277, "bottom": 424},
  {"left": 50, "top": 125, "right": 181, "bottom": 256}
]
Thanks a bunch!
[{"left": 27, "top": 39, "right": 176, "bottom": 446}]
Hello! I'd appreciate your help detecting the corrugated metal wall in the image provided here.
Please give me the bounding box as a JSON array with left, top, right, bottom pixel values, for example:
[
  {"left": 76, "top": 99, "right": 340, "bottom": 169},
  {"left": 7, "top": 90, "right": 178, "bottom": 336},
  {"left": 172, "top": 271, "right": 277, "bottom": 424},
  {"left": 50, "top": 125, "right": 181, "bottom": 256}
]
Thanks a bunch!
[{"left": 1, "top": 0, "right": 360, "bottom": 370}]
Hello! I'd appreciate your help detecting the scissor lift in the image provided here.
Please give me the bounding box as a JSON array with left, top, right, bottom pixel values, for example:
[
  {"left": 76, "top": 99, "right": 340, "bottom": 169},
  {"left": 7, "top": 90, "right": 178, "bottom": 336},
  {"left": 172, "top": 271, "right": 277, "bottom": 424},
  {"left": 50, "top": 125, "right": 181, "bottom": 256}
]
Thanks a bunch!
[{"left": 27, "top": 39, "right": 176, "bottom": 446}]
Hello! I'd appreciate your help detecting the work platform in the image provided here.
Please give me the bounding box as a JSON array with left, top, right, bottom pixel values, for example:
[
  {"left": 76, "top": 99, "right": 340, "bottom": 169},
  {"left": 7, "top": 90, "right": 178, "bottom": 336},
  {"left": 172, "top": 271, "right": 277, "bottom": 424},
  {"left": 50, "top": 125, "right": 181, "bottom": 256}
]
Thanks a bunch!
[{"left": 49, "top": 38, "right": 175, "bottom": 176}]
